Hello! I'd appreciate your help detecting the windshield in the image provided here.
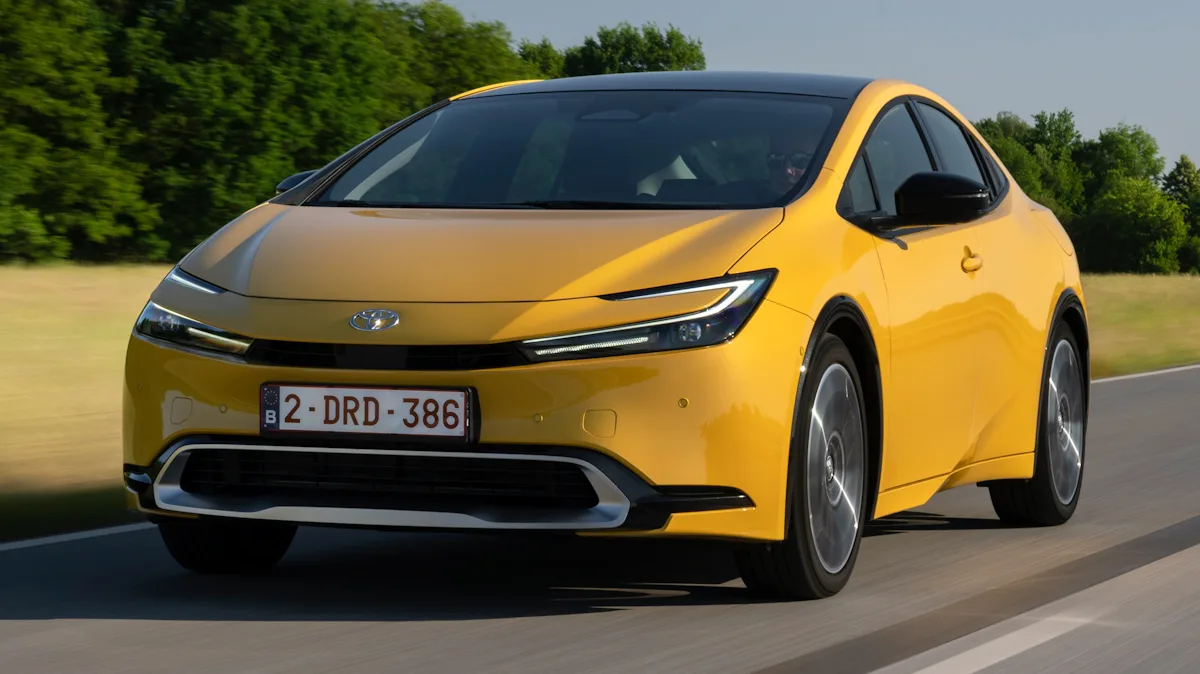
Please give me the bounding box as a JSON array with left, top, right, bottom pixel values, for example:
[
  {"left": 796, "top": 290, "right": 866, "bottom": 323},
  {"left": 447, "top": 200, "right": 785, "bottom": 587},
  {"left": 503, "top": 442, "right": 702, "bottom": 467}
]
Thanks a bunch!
[{"left": 314, "top": 90, "right": 847, "bottom": 209}]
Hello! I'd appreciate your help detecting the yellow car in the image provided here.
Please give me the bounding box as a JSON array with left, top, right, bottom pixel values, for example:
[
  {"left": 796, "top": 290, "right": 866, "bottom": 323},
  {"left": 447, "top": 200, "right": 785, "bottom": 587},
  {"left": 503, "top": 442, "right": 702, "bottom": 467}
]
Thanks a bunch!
[{"left": 122, "top": 71, "right": 1089, "bottom": 599}]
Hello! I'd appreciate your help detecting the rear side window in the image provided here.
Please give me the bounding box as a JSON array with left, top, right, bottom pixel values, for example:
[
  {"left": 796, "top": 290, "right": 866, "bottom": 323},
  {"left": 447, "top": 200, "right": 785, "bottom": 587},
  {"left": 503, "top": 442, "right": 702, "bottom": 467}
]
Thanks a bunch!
[
  {"left": 864, "top": 105, "right": 932, "bottom": 215},
  {"left": 917, "top": 103, "right": 986, "bottom": 186}
]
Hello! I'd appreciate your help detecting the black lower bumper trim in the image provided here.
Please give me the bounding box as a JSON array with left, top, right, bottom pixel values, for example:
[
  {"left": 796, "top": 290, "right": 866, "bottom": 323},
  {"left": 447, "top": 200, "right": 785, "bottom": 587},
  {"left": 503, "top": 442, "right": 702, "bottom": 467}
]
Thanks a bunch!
[{"left": 129, "top": 435, "right": 756, "bottom": 531}]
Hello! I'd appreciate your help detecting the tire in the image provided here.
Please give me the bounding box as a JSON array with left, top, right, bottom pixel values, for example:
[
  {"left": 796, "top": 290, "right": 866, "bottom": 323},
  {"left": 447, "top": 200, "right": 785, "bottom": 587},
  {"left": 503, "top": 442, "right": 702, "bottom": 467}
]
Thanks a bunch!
[
  {"left": 158, "top": 518, "right": 297, "bottom": 574},
  {"left": 735, "top": 333, "right": 870, "bottom": 599},
  {"left": 988, "top": 320, "right": 1087, "bottom": 526}
]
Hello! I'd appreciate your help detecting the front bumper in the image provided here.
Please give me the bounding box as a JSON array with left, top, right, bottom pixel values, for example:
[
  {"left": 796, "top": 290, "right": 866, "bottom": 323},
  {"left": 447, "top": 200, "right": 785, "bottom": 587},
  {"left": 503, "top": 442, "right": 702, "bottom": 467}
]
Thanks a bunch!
[{"left": 123, "top": 300, "right": 811, "bottom": 541}]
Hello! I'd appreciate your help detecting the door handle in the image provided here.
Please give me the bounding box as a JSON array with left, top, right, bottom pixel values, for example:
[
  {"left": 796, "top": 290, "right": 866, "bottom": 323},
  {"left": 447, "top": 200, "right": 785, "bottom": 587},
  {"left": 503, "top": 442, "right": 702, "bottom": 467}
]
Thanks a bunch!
[{"left": 962, "top": 253, "right": 983, "bottom": 273}]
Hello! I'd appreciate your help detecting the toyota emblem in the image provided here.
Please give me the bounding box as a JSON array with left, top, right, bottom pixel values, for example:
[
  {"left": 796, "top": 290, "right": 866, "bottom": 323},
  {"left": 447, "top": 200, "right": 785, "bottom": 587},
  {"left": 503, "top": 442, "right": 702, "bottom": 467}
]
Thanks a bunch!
[{"left": 349, "top": 308, "right": 400, "bottom": 332}]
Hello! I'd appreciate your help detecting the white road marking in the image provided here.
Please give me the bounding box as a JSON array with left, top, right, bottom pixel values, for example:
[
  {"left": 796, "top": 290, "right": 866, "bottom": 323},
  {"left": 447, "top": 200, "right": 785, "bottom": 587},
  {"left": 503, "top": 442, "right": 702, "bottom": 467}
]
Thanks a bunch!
[
  {"left": 899, "top": 611, "right": 1103, "bottom": 674},
  {"left": 0, "top": 523, "right": 154, "bottom": 553},
  {"left": 1, "top": 360, "right": 1196, "bottom": 554},
  {"left": 1092, "top": 362, "right": 1200, "bottom": 384},
  {"left": 869, "top": 541, "right": 1200, "bottom": 674}
]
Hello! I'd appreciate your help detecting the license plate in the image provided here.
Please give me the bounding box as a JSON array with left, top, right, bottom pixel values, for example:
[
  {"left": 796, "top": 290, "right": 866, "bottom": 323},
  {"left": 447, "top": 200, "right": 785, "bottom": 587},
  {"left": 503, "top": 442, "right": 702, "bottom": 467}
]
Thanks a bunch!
[{"left": 260, "top": 384, "right": 471, "bottom": 440}]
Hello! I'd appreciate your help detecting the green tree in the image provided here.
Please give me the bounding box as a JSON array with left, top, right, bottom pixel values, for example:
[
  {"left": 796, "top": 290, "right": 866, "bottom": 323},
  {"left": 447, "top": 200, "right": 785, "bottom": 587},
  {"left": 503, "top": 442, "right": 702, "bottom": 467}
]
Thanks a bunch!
[
  {"left": 391, "top": 0, "right": 538, "bottom": 103},
  {"left": 519, "top": 37, "right": 565, "bottom": 79},
  {"left": 0, "top": 0, "right": 158, "bottom": 261},
  {"left": 1163, "top": 155, "right": 1200, "bottom": 203},
  {"left": 975, "top": 110, "right": 1084, "bottom": 222},
  {"left": 1071, "top": 176, "right": 1188, "bottom": 273},
  {"left": 562, "top": 21, "right": 705, "bottom": 77},
  {"left": 975, "top": 111, "right": 1031, "bottom": 146},
  {"left": 99, "top": 0, "right": 424, "bottom": 258},
  {"left": 1076, "top": 123, "right": 1165, "bottom": 199},
  {"left": 1027, "top": 110, "right": 1085, "bottom": 217},
  {"left": 1180, "top": 236, "right": 1200, "bottom": 274},
  {"left": 982, "top": 135, "right": 1048, "bottom": 201},
  {"left": 1162, "top": 155, "right": 1200, "bottom": 237},
  {"left": 1028, "top": 109, "right": 1082, "bottom": 159}
]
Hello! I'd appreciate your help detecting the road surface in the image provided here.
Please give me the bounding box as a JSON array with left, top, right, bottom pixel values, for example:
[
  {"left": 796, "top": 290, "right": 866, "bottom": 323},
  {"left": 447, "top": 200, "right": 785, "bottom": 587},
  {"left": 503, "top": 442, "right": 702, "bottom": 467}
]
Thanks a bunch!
[{"left": 2, "top": 366, "right": 1199, "bottom": 673}]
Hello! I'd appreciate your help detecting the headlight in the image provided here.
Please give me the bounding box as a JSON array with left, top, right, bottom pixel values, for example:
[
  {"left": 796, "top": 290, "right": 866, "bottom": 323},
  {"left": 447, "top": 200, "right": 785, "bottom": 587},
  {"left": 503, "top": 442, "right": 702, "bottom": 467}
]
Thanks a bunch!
[
  {"left": 518, "top": 269, "right": 776, "bottom": 363},
  {"left": 134, "top": 302, "right": 252, "bottom": 356}
]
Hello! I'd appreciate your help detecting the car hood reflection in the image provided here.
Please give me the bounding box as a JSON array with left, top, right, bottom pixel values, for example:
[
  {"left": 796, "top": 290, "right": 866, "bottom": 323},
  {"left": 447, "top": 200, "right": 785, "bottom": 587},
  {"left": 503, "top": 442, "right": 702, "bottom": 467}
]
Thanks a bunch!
[{"left": 180, "top": 204, "right": 784, "bottom": 302}]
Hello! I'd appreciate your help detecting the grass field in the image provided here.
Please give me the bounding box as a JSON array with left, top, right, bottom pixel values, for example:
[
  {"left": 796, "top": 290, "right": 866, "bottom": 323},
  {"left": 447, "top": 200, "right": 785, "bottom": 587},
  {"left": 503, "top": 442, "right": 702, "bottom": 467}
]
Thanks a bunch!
[
  {"left": 0, "top": 265, "right": 171, "bottom": 495},
  {"left": 1, "top": 265, "right": 1198, "bottom": 540},
  {"left": 1082, "top": 274, "right": 1200, "bottom": 378}
]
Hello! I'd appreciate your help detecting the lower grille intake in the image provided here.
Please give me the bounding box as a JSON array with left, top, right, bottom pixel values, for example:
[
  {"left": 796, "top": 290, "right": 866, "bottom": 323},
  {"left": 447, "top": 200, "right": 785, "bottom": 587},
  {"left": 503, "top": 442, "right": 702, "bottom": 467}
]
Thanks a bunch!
[{"left": 178, "top": 448, "right": 600, "bottom": 511}]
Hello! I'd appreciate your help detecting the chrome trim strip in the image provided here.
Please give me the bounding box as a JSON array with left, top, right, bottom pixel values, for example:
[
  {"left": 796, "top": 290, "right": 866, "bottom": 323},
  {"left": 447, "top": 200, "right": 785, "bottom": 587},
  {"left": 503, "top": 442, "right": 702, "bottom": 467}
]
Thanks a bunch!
[{"left": 151, "top": 443, "right": 631, "bottom": 530}]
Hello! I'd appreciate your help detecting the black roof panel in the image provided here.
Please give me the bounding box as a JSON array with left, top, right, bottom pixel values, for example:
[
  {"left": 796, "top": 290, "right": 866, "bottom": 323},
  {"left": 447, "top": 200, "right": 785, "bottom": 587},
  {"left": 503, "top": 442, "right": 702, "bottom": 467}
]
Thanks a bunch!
[{"left": 468, "top": 71, "right": 876, "bottom": 100}]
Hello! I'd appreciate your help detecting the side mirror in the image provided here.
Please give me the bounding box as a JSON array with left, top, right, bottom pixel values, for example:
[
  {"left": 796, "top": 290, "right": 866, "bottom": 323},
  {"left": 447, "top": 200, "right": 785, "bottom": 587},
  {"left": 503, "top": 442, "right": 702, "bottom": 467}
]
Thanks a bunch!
[
  {"left": 275, "top": 169, "right": 318, "bottom": 195},
  {"left": 895, "top": 172, "right": 991, "bottom": 225}
]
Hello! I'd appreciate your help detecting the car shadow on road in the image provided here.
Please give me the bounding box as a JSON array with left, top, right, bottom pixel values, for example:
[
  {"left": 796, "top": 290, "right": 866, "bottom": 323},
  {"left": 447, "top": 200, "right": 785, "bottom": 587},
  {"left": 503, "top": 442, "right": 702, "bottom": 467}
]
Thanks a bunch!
[
  {"left": 0, "top": 529, "right": 768, "bottom": 622},
  {"left": 865, "top": 510, "right": 1007, "bottom": 537},
  {"left": 0, "top": 510, "right": 1005, "bottom": 623}
]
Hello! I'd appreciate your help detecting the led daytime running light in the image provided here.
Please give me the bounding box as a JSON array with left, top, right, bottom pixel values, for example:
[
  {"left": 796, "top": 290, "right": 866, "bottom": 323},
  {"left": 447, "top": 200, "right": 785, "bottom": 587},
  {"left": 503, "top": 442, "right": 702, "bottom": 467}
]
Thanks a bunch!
[
  {"left": 532, "top": 336, "right": 651, "bottom": 356},
  {"left": 522, "top": 278, "right": 757, "bottom": 345},
  {"left": 185, "top": 326, "right": 252, "bottom": 351}
]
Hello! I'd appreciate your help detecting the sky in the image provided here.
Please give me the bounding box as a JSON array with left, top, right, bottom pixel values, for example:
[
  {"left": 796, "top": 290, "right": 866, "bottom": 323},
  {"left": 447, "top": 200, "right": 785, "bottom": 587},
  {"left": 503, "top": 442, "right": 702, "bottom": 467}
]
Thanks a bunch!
[{"left": 446, "top": 0, "right": 1197, "bottom": 169}]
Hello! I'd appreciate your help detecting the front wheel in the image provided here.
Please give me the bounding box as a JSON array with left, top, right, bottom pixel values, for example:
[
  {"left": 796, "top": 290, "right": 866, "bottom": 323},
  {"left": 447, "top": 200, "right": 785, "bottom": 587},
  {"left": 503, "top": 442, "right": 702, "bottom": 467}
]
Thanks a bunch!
[
  {"left": 735, "top": 333, "right": 869, "bottom": 599},
  {"left": 158, "top": 518, "right": 297, "bottom": 574},
  {"left": 988, "top": 321, "right": 1087, "bottom": 526}
]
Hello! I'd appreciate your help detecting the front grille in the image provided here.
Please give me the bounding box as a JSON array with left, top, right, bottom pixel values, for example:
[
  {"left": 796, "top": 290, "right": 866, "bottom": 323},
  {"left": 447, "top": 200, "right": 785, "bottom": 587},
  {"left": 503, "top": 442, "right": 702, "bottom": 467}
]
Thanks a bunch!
[
  {"left": 178, "top": 448, "right": 599, "bottom": 510},
  {"left": 244, "top": 340, "right": 528, "bottom": 371}
]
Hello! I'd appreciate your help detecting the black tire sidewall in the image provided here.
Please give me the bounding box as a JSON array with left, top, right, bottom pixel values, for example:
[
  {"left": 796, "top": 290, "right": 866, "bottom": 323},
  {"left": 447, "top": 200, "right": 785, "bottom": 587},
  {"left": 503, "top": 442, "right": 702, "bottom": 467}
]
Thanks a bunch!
[
  {"left": 788, "top": 333, "right": 869, "bottom": 596},
  {"left": 159, "top": 518, "right": 297, "bottom": 573}
]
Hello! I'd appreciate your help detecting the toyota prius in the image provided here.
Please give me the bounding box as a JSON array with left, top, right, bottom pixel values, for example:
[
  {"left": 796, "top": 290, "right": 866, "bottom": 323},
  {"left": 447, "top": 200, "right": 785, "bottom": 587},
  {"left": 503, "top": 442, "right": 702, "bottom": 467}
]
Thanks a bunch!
[{"left": 122, "top": 71, "right": 1089, "bottom": 599}]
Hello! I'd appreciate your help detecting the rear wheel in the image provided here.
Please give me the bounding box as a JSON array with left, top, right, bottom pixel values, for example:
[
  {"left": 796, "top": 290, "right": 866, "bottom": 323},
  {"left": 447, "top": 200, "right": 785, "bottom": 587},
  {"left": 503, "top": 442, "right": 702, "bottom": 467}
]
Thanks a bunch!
[
  {"left": 988, "top": 321, "right": 1086, "bottom": 526},
  {"left": 158, "top": 518, "right": 297, "bottom": 574},
  {"left": 735, "top": 333, "right": 869, "bottom": 599}
]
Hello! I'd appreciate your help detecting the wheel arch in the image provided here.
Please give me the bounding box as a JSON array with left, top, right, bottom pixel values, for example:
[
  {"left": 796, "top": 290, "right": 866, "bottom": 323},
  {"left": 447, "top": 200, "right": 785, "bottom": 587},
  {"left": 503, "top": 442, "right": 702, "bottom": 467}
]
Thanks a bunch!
[
  {"left": 786, "top": 295, "right": 885, "bottom": 531},
  {"left": 1050, "top": 288, "right": 1090, "bottom": 410}
]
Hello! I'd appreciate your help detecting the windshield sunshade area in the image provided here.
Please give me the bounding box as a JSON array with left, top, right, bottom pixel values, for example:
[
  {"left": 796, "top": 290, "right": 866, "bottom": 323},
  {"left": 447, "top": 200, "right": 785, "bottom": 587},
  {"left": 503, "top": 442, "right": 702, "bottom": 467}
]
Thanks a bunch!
[{"left": 313, "top": 90, "right": 848, "bottom": 210}]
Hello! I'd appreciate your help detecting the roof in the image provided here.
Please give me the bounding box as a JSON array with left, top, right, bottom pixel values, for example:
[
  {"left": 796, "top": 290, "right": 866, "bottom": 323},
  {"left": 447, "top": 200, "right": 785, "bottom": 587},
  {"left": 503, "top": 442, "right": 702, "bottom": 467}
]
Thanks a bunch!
[{"left": 465, "top": 71, "right": 876, "bottom": 100}]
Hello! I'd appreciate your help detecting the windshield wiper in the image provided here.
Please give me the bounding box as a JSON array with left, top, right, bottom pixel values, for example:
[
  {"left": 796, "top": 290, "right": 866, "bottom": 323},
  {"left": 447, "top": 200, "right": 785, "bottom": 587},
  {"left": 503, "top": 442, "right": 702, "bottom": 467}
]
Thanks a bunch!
[
  {"left": 309, "top": 199, "right": 392, "bottom": 207},
  {"left": 511, "top": 199, "right": 721, "bottom": 210},
  {"left": 312, "top": 199, "right": 540, "bottom": 209},
  {"left": 309, "top": 199, "right": 728, "bottom": 210}
]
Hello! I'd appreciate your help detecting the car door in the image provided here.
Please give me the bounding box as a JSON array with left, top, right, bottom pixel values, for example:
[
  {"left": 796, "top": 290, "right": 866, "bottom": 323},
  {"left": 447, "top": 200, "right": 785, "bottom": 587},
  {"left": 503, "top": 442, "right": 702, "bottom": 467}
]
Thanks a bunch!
[
  {"left": 839, "top": 101, "right": 986, "bottom": 492},
  {"left": 912, "top": 101, "right": 1065, "bottom": 466}
]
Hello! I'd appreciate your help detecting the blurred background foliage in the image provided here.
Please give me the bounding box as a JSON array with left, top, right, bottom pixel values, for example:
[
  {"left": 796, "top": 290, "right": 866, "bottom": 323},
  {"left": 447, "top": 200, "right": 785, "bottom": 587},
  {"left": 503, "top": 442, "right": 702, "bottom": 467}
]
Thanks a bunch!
[
  {"left": 1, "top": 0, "right": 1196, "bottom": 274},
  {"left": 975, "top": 110, "right": 1199, "bottom": 274}
]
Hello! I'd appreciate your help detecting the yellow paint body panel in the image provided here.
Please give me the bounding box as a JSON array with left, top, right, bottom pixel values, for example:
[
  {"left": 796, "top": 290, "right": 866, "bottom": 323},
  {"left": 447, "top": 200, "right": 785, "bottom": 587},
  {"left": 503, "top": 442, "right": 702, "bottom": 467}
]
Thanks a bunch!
[
  {"left": 125, "top": 300, "right": 812, "bottom": 540},
  {"left": 449, "top": 80, "right": 544, "bottom": 100},
  {"left": 123, "top": 76, "right": 1086, "bottom": 539}
]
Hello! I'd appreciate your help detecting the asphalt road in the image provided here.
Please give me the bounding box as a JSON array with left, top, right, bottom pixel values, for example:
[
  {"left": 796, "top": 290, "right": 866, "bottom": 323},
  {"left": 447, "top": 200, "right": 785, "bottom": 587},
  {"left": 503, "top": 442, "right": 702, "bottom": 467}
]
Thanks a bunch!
[{"left": 2, "top": 366, "right": 1199, "bottom": 674}]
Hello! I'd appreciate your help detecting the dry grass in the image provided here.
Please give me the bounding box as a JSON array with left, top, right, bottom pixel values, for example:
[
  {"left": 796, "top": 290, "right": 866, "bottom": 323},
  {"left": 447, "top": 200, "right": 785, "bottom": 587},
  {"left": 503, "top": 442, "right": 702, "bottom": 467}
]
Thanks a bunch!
[
  {"left": 1081, "top": 273, "right": 1200, "bottom": 378},
  {"left": 0, "top": 266, "right": 1196, "bottom": 499},
  {"left": 0, "top": 264, "right": 170, "bottom": 492}
]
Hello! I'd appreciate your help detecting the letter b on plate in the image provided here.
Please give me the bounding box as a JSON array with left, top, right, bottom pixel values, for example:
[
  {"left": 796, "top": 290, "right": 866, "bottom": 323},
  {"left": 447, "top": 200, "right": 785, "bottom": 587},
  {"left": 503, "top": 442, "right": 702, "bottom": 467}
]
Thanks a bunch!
[{"left": 261, "top": 384, "right": 281, "bottom": 430}]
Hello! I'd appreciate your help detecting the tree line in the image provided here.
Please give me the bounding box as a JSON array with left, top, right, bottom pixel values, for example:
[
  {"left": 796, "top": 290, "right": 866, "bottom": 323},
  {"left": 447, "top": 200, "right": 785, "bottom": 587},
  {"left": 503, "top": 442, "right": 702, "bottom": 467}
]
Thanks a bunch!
[
  {"left": 0, "top": 0, "right": 703, "bottom": 262},
  {"left": 974, "top": 111, "right": 1200, "bottom": 273},
  {"left": 1, "top": 0, "right": 1196, "bottom": 273}
]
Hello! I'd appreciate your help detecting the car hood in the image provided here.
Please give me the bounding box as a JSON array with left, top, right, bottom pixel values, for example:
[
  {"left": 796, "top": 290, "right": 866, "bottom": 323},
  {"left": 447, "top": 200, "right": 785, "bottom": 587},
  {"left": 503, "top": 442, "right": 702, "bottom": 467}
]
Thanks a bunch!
[{"left": 179, "top": 204, "right": 784, "bottom": 302}]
